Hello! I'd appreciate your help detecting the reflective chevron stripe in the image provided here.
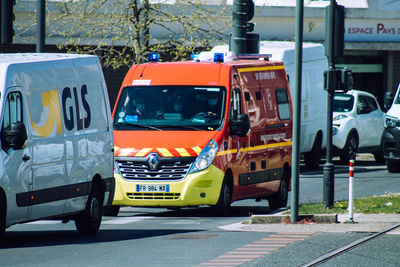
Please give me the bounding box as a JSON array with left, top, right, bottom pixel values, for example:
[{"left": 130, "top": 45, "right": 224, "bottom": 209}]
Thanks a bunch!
[{"left": 114, "top": 146, "right": 203, "bottom": 157}]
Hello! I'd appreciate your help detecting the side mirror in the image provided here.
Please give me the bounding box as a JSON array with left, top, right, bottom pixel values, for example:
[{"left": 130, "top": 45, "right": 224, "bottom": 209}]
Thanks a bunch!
[
  {"left": 384, "top": 91, "right": 394, "bottom": 111},
  {"left": 1, "top": 122, "right": 27, "bottom": 150},
  {"left": 229, "top": 114, "right": 250, "bottom": 137}
]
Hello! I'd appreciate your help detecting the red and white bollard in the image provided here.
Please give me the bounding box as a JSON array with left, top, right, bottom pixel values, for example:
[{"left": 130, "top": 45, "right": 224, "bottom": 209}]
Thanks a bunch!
[{"left": 348, "top": 159, "right": 355, "bottom": 222}]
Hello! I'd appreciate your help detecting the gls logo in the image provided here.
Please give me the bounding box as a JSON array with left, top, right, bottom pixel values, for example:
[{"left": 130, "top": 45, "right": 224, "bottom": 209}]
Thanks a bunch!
[{"left": 30, "top": 85, "right": 91, "bottom": 137}]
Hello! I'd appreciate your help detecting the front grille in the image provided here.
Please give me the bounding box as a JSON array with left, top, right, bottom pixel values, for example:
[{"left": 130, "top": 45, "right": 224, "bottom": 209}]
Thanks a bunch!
[
  {"left": 116, "top": 155, "right": 195, "bottom": 181},
  {"left": 127, "top": 192, "right": 180, "bottom": 200}
]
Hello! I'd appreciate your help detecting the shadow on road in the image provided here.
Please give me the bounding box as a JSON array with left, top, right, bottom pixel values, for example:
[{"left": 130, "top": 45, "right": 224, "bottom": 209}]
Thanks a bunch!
[
  {"left": 116, "top": 202, "right": 273, "bottom": 219},
  {"left": 301, "top": 154, "right": 387, "bottom": 175},
  {"left": 1, "top": 228, "right": 202, "bottom": 249}
]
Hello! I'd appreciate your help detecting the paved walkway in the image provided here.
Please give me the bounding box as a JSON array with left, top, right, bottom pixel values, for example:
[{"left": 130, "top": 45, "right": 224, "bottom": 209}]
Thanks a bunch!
[{"left": 221, "top": 213, "right": 400, "bottom": 233}]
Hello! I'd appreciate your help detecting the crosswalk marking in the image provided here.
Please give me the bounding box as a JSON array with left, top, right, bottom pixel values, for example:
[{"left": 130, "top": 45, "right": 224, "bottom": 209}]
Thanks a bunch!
[
  {"left": 194, "top": 232, "right": 315, "bottom": 267},
  {"left": 103, "top": 216, "right": 153, "bottom": 225}
]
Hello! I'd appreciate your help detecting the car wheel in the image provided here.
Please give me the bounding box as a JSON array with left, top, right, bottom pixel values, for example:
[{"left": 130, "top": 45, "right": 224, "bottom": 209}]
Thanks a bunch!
[
  {"left": 304, "top": 134, "right": 322, "bottom": 169},
  {"left": 387, "top": 160, "right": 400, "bottom": 173},
  {"left": 373, "top": 148, "right": 385, "bottom": 164},
  {"left": 373, "top": 137, "right": 385, "bottom": 164},
  {"left": 75, "top": 183, "right": 104, "bottom": 234},
  {"left": 268, "top": 179, "right": 288, "bottom": 212},
  {"left": 340, "top": 134, "right": 358, "bottom": 164},
  {"left": 212, "top": 176, "right": 232, "bottom": 217},
  {"left": 103, "top": 205, "right": 120, "bottom": 217}
]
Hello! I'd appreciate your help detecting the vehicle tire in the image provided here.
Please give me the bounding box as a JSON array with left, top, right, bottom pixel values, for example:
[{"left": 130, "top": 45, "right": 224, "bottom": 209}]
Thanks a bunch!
[
  {"left": 103, "top": 205, "right": 120, "bottom": 217},
  {"left": 373, "top": 150, "right": 385, "bottom": 164},
  {"left": 387, "top": 160, "right": 400, "bottom": 173},
  {"left": 75, "top": 183, "right": 104, "bottom": 234},
  {"left": 0, "top": 196, "right": 5, "bottom": 242},
  {"left": 340, "top": 133, "right": 358, "bottom": 164},
  {"left": 304, "top": 135, "right": 322, "bottom": 169},
  {"left": 212, "top": 176, "right": 232, "bottom": 217},
  {"left": 268, "top": 179, "right": 288, "bottom": 212},
  {"left": 373, "top": 138, "right": 385, "bottom": 163}
]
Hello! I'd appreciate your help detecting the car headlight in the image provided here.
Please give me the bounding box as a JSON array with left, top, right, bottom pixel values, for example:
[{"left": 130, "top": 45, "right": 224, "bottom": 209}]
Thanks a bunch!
[
  {"left": 114, "top": 160, "right": 121, "bottom": 174},
  {"left": 385, "top": 115, "right": 400, "bottom": 128},
  {"left": 189, "top": 139, "right": 218, "bottom": 174},
  {"left": 332, "top": 125, "right": 339, "bottom": 136},
  {"left": 333, "top": 114, "right": 347, "bottom": 121}
]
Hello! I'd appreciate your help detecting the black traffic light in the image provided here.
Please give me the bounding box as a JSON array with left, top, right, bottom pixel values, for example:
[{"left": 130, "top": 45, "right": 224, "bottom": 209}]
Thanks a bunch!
[
  {"left": 231, "top": 0, "right": 259, "bottom": 54},
  {"left": 245, "top": 0, "right": 255, "bottom": 33},
  {"left": 339, "top": 67, "right": 353, "bottom": 92},
  {"left": 325, "top": 3, "right": 345, "bottom": 60},
  {"left": 1, "top": 0, "right": 15, "bottom": 44},
  {"left": 324, "top": 67, "right": 353, "bottom": 93}
]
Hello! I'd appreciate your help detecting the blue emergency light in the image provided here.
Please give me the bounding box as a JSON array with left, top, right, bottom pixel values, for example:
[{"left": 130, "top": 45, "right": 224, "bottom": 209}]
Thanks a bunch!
[
  {"left": 191, "top": 54, "right": 200, "bottom": 62},
  {"left": 148, "top": 52, "right": 159, "bottom": 62},
  {"left": 213, "top": 53, "right": 224, "bottom": 63}
]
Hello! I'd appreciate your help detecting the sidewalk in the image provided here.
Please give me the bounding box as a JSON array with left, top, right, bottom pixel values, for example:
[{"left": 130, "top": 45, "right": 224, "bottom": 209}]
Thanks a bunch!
[{"left": 224, "top": 212, "right": 400, "bottom": 233}]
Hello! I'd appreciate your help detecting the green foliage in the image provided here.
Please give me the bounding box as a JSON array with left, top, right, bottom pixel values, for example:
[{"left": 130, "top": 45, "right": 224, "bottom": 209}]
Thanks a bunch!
[
  {"left": 294, "top": 193, "right": 400, "bottom": 214},
  {"left": 39, "top": 0, "right": 228, "bottom": 68}
]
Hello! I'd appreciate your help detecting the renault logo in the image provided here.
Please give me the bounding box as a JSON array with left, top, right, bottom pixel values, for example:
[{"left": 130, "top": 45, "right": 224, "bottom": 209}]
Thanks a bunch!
[{"left": 147, "top": 153, "right": 160, "bottom": 170}]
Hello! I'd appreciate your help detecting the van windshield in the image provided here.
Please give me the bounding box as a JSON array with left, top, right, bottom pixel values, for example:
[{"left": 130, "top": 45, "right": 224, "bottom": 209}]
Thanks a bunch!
[
  {"left": 333, "top": 94, "right": 354, "bottom": 112},
  {"left": 113, "top": 85, "right": 226, "bottom": 131}
]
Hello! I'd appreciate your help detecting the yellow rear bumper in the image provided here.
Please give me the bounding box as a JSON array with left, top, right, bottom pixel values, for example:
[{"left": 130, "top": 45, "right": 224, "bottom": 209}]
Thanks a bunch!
[{"left": 112, "top": 164, "right": 224, "bottom": 207}]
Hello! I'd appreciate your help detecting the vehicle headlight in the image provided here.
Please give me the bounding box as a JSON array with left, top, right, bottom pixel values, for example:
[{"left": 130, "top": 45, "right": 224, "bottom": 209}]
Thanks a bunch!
[
  {"left": 385, "top": 115, "right": 400, "bottom": 128},
  {"left": 189, "top": 139, "right": 218, "bottom": 174},
  {"left": 333, "top": 114, "right": 347, "bottom": 121},
  {"left": 114, "top": 160, "right": 121, "bottom": 174},
  {"left": 332, "top": 125, "right": 339, "bottom": 136}
]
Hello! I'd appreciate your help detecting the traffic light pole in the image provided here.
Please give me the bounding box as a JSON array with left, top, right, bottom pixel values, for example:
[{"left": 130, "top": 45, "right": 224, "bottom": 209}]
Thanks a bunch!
[
  {"left": 323, "top": 0, "right": 337, "bottom": 209},
  {"left": 291, "top": 0, "right": 304, "bottom": 223},
  {"left": 37, "top": 0, "right": 45, "bottom": 52},
  {"left": 1, "top": 0, "right": 14, "bottom": 44}
]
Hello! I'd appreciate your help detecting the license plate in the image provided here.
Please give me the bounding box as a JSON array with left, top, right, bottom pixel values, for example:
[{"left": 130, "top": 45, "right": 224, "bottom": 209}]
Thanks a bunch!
[{"left": 136, "top": 184, "right": 170, "bottom": 192}]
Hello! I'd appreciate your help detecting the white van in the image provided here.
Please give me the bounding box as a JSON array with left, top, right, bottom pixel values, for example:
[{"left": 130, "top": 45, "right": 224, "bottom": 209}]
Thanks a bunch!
[
  {"left": 212, "top": 41, "right": 328, "bottom": 168},
  {"left": 0, "top": 53, "right": 115, "bottom": 239}
]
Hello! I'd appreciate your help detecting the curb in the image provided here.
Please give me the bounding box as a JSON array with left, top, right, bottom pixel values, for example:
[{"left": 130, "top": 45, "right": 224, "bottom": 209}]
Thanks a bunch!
[{"left": 250, "top": 213, "right": 338, "bottom": 224}]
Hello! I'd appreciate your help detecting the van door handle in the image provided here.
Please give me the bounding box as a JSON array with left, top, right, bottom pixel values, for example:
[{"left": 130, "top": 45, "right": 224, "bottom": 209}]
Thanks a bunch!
[{"left": 22, "top": 155, "right": 30, "bottom": 161}]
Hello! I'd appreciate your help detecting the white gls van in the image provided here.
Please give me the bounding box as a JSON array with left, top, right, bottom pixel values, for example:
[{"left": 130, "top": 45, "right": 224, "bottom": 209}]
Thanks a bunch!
[{"left": 0, "top": 53, "right": 115, "bottom": 239}]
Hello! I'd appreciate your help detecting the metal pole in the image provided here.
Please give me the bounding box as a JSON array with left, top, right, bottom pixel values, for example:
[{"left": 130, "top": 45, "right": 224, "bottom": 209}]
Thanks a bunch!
[
  {"left": 37, "top": 0, "right": 45, "bottom": 53},
  {"left": 291, "top": 0, "right": 304, "bottom": 223},
  {"left": 1, "top": 0, "right": 13, "bottom": 44},
  {"left": 348, "top": 159, "right": 354, "bottom": 222},
  {"left": 323, "top": 0, "right": 336, "bottom": 209},
  {"left": 231, "top": 0, "right": 247, "bottom": 55}
]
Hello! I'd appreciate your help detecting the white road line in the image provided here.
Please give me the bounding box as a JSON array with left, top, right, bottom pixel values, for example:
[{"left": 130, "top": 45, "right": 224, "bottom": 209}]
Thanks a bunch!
[
  {"left": 103, "top": 216, "right": 153, "bottom": 225},
  {"left": 26, "top": 220, "right": 61, "bottom": 225},
  {"left": 219, "top": 222, "right": 249, "bottom": 231}
]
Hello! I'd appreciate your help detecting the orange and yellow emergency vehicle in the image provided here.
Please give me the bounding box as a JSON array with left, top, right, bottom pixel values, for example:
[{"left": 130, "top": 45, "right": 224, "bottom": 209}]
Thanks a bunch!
[{"left": 109, "top": 52, "right": 293, "bottom": 216}]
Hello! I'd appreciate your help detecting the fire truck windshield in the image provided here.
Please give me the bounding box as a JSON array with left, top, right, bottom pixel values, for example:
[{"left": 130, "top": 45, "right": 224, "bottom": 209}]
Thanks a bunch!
[{"left": 113, "top": 85, "right": 226, "bottom": 131}]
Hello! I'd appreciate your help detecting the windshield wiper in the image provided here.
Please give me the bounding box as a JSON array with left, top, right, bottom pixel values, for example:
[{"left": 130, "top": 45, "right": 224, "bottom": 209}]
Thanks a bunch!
[
  {"left": 157, "top": 125, "right": 204, "bottom": 131},
  {"left": 120, "top": 122, "right": 162, "bottom": 131}
]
